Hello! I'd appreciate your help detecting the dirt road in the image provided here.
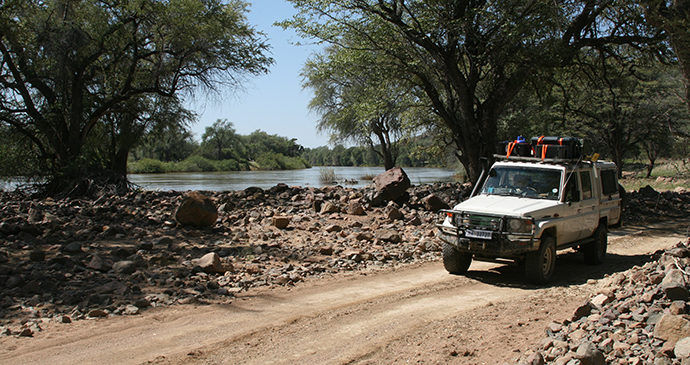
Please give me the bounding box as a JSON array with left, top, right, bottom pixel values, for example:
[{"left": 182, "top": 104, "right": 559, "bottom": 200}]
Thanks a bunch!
[{"left": 1, "top": 221, "right": 686, "bottom": 365}]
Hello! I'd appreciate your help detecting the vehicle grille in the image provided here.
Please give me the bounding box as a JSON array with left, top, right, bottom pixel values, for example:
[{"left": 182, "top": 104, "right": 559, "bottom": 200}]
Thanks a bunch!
[{"left": 465, "top": 214, "right": 502, "bottom": 231}]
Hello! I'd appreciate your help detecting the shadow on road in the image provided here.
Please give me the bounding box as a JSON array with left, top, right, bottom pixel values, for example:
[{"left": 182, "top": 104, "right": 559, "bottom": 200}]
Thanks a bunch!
[{"left": 457, "top": 245, "right": 666, "bottom": 290}]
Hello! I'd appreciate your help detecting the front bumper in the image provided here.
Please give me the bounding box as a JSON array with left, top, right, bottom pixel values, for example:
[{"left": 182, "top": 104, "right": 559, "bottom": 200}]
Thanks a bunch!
[{"left": 437, "top": 224, "right": 539, "bottom": 258}]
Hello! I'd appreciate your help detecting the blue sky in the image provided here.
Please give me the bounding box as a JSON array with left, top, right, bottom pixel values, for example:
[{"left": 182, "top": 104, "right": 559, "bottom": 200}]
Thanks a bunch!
[{"left": 186, "top": 1, "right": 329, "bottom": 149}]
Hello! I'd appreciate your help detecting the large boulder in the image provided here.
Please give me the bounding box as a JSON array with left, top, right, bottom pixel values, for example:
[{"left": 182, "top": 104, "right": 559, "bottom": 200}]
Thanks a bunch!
[
  {"left": 371, "top": 167, "right": 411, "bottom": 207},
  {"left": 175, "top": 191, "right": 218, "bottom": 227}
]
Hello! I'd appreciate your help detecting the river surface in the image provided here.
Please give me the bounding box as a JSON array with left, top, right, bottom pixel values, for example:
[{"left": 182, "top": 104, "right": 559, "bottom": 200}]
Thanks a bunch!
[{"left": 128, "top": 166, "right": 457, "bottom": 192}]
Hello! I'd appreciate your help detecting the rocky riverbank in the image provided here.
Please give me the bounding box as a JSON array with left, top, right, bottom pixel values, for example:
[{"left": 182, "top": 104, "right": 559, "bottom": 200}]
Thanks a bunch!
[
  {"left": 515, "top": 238, "right": 690, "bottom": 365},
  {"left": 0, "top": 178, "right": 688, "bottom": 343}
]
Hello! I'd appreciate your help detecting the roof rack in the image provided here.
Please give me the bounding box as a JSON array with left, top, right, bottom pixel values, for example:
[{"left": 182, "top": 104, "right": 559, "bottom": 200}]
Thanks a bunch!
[{"left": 492, "top": 154, "right": 585, "bottom": 164}]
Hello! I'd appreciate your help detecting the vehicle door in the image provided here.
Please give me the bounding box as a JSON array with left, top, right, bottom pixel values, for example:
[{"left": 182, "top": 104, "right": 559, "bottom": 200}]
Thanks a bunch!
[
  {"left": 558, "top": 170, "right": 582, "bottom": 245},
  {"left": 578, "top": 169, "right": 599, "bottom": 239}
]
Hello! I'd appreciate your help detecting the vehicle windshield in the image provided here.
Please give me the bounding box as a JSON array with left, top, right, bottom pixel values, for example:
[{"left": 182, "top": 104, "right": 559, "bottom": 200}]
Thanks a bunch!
[{"left": 481, "top": 166, "right": 562, "bottom": 200}]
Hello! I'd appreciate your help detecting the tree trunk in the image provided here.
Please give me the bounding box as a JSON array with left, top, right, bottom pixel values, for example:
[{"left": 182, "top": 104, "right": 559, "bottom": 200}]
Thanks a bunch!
[{"left": 111, "top": 147, "right": 131, "bottom": 177}]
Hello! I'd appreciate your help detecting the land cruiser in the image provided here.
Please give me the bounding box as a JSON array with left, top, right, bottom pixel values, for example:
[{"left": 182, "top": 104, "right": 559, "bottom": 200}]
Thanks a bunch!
[{"left": 437, "top": 136, "right": 623, "bottom": 284}]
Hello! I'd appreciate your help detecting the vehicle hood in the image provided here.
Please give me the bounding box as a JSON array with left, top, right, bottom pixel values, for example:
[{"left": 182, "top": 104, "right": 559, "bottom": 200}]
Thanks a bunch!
[{"left": 451, "top": 194, "right": 561, "bottom": 217}]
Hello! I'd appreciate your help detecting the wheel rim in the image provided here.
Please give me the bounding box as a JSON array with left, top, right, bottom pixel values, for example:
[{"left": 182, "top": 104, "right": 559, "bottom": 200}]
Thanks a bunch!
[{"left": 542, "top": 246, "right": 554, "bottom": 275}]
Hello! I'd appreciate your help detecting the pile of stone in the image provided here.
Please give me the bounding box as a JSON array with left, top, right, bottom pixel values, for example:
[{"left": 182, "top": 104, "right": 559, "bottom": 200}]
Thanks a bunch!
[
  {"left": 623, "top": 185, "right": 690, "bottom": 225},
  {"left": 518, "top": 239, "right": 690, "bottom": 365},
  {"left": 0, "top": 168, "right": 469, "bottom": 337},
  {"left": 0, "top": 168, "right": 688, "bottom": 339}
]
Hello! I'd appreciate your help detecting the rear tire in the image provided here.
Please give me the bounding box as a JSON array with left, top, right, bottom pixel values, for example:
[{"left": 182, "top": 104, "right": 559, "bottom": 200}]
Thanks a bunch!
[
  {"left": 583, "top": 224, "right": 607, "bottom": 265},
  {"left": 525, "top": 235, "right": 556, "bottom": 285},
  {"left": 442, "top": 243, "right": 472, "bottom": 274}
]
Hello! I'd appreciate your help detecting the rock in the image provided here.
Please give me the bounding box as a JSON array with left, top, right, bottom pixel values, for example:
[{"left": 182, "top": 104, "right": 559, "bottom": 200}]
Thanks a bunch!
[
  {"left": 356, "top": 232, "right": 374, "bottom": 241},
  {"left": 406, "top": 216, "right": 422, "bottom": 226},
  {"left": 423, "top": 194, "right": 450, "bottom": 211},
  {"left": 96, "top": 281, "right": 128, "bottom": 295},
  {"left": 29, "top": 250, "right": 45, "bottom": 262},
  {"left": 590, "top": 293, "right": 610, "bottom": 308},
  {"left": 385, "top": 205, "right": 403, "bottom": 220},
  {"left": 134, "top": 298, "right": 151, "bottom": 308},
  {"left": 271, "top": 216, "right": 290, "bottom": 229},
  {"left": 573, "top": 301, "right": 593, "bottom": 320},
  {"left": 661, "top": 269, "right": 690, "bottom": 300},
  {"left": 87, "top": 309, "right": 108, "bottom": 318},
  {"left": 18, "top": 327, "right": 34, "bottom": 337},
  {"left": 0, "top": 222, "right": 20, "bottom": 235},
  {"left": 574, "top": 341, "right": 605, "bottom": 365},
  {"left": 347, "top": 200, "right": 366, "bottom": 215},
  {"left": 324, "top": 224, "right": 342, "bottom": 233},
  {"left": 675, "top": 337, "right": 690, "bottom": 359},
  {"left": 153, "top": 236, "right": 174, "bottom": 246},
  {"left": 525, "top": 351, "right": 545, "bottom": 365},
  {"left": 320, "top": 202, "right": 339, "bottom": 214},
  {"left": 62, "top": 241, "right": 83, "bottom": 253},
  {"left": 376, "top": 229, "right": 402, "bottom": 243},
  {"left": 197, "top": 253, "right": 225, "bottom": 274},
  {"left": 638, "top": 185, "right": 658, "bottom": 198},
  {"left": 371, "top": 167, "right": 411, "bottom": 206},
  {"left": 319, "top": 245, "right": 334, "bottom": 255},
  {"left": 28, "top": 207, "right": 44, "bottom": 223},
  {"left": 175, "top": 191, "right": 218, "bottom": 227},
  {"left": 654, "top": 314, "right": 690, "bottom": 342},
  {"left": 113, "top": 260, "right": 137, "bottom": 274},
  {"left": 86, "top": 255, "right": 113, "bottom": 272},
  {"left": 123, "top": 305, "right": 140, "bottom": 315},
  {"left": 670, "top": 301, "right": 687, "bottom": 315}
]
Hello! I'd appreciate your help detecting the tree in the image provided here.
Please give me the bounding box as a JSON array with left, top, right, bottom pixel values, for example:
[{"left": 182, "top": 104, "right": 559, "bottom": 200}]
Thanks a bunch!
[
  {"left": 0, "top": 0, "right": 272, "bottom": 194},
  {"left": 135, "top": 110, "right": 198, "bottom": 163},
  {"left": 201, "top": 119, "right": 243, "bottom": 160},
  {"left": 302, "top": 45, "right": 416, "bottom": 170},
  {"left": 241, "top": 130, "right": 304, "bottom": 160},
  {"left": 639, "top": 0, "right": 690, "bottom": 108},
  {"left": 552, "top": 53, "right": 687, "bottom": 176},
  {"left": 282, "top": 0, "right": 664, "bottom": 181}
]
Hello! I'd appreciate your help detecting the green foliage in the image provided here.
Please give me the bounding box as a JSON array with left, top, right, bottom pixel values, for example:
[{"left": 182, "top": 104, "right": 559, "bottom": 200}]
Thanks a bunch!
[
  {"left": 302, "top": 44, "right": 416, "bottom": 170},
  {"left": 0, "top": 0, "right": 272, "bottom": 194},
  {"left": 128, "top": 158, "right": 169, "bottom": 174},
  {"left": 241, "top": 130, "right": 304, "bottom": 160},
  {"left": 301, "top": 135, "right": 457, "bottom": 169},
  {"left": 282, "top": 0, "right": 666, "bottom": 181},
  {"left": 254, "top": 152, "right": 311, "bottom": 171},
  {"left": 177, "top": 156, "right": 218, "bottom": 173},
  {"left": 200, "top": 119, "right": 245, "bottom": 160}
]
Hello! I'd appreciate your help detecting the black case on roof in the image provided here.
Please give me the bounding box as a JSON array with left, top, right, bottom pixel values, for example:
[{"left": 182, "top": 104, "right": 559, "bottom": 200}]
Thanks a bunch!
[{"left": 530, "top": 136, "right": 581, "bottom": 159}]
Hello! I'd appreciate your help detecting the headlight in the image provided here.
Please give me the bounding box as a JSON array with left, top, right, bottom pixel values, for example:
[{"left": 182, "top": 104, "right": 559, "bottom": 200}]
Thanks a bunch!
[{"left": 505, "top": 218, "right": 534, "bottom": 234}]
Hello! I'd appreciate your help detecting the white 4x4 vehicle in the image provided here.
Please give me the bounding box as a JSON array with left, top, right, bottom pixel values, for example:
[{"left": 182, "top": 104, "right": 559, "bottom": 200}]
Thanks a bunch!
[{"left": 437, "top": 137, "right": 623, "bottom": 284}]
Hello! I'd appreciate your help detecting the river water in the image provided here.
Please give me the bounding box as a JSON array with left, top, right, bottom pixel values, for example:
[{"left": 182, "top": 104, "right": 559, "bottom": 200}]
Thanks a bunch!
[{"left": 128, "top": 166, "right": 458, "bottom": 192}]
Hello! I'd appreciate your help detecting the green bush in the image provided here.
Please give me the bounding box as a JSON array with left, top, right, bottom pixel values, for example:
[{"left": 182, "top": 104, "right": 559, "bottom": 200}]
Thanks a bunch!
[
  {"left": 254, "top": 153, "right": 311, "bottom": 170},
  {"left": 177, "top": 155, "right": 217, "bottom": 172},
  {"left": 255, "top": 152, "right": 284, "bottom": 170},
  {"left": 129, "top": 158, "right": 168, "bottom": 173},
  {"left": 216, "top": 158, "right": 246, "bottom": 171}
]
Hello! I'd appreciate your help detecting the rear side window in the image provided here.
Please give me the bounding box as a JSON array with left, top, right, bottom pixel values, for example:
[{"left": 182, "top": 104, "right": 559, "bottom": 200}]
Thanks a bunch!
[
  {"left": 580, "top": 171, "right": 592, "bottom": 199},
  {"left": 600, "top": 169, "right": 618, "bottom": 196}
]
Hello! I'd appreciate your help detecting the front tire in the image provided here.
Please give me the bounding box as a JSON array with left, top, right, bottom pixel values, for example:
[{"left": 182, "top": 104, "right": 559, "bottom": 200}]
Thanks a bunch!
[
  {"left": 583, "top": 224, "right": 607, "bottom": 265},
  {"left": 442, "top": 243, "right": 472, "bottom": 274},
  {"left": 525, "top": 235, "right": 556, "bottom": 285}
]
